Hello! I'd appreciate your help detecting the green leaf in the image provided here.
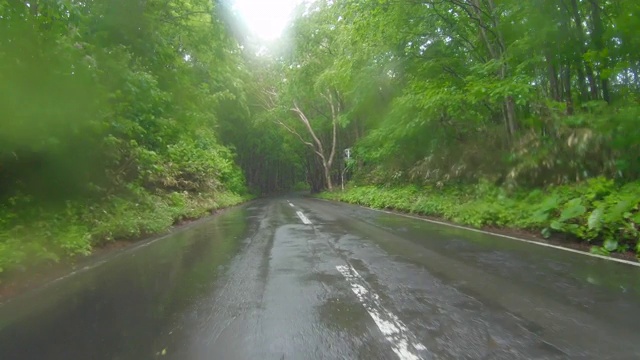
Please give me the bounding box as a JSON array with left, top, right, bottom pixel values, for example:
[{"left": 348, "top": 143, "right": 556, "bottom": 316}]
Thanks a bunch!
[
  {"left": 559, "top": 198, "right": 586, "bottom": 222},
  {"left": 605, "top": 200, "right": 632, "bottom": 222},
  {"left": 590, "top": 246, "right": 610, "bottom": 256},
  {"left": 587, "top": 207, "right": 604, "bottom": 230},
  {"left": 565, "top": 223, "right": 580, "bottom": 232},
  {"left": 530, "top": 211, "right": 550, "bottom": 224},
  {"left": 603, "top": 238, "right": 618, "bottom": 252},
  {"left": 550, "top": 220, "right": 564, "bottom": 231}
]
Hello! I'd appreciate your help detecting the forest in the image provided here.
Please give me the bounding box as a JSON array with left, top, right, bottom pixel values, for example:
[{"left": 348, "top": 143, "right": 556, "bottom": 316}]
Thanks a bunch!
[
  {"left": 0, "top": 0, "right": 254, "bottom": 274},
  {"left": 1, "top": 0, "right": 639, "bottom": 276}
]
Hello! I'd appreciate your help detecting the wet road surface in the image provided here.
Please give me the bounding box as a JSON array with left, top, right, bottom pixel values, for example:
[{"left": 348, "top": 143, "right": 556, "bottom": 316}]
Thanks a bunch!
[{"left": 1, "top": 196, "right": 639, "bottom": 359}]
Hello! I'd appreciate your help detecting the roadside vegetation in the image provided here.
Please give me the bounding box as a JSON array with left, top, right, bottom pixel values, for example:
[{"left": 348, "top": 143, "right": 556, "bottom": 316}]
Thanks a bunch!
[
  {"left": 0, "top": 0, "right": 254, "bottom": 276},
  {"left": 319, "top": 179, "right": 640, "bottom": 257},
  {"left": 254, "top": 1, "right": 640, "bottom": 258}
]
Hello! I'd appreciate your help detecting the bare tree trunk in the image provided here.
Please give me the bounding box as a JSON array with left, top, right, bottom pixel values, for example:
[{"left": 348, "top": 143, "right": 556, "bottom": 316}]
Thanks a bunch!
[
  {"left": 280, "top": 92, "right": 339, "bottom": 191},
  {"left": 324, "top": 162, "right": 332, "bottom": 190},
  {"left": 323, "top": 91, "right": 339, "bottom": 190}
]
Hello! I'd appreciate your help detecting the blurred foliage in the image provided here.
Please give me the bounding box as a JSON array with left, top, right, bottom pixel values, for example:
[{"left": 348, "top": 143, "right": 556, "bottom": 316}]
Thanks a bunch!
[
  {"left": 332, "top": 0, "right": 640, "bottom": 189},
  {"left": 0, "top": 0, "right": 252, "bottom": 276},
  {"left": 291, "top": 0, "right": 640, "bottom": 256},
  {"left": 0, "top": 189, "right": 246, "bottom": 273},
  {"left": 265, "top": 0, "right": 640, "bottom": 194}
]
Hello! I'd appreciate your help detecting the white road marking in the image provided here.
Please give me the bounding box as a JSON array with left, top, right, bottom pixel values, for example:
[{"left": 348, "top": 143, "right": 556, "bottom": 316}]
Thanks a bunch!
[
  {"left": 289, "top": 203, "right": 295, "bottom": 207},
  {"left": 296, "top": 210, "right": 312, "bottom": 225},
  {"left": 316, "top": 199, "right": 640, "bottom": 267},
  {"left": 336, "top": 265, "right": 426, "bottom": 360},
  {"left": 373, "top": 209, "right": 640, "bottom": 267}
]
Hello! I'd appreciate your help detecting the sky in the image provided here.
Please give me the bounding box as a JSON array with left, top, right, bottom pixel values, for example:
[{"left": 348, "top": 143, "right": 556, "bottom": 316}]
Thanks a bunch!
[{"left": 232, "top": 0, "right": 304, "bottom": 41}]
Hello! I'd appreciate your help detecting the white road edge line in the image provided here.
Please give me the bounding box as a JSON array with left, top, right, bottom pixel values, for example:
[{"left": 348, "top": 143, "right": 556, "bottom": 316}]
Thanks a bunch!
[
  {"left": 296, "top": 210, "right": 312, "bottom": 225},
  {"left": 336, "top": 265, "right": 427, "bottom": 360},
  {"left": 316, "top": 199, "right": 640, "bottom": 267}
]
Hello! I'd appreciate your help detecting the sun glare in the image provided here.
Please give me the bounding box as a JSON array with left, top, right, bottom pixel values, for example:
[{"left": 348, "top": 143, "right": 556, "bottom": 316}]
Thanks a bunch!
[{"left": 233, "top": 0, "right": 304, "bottom": 41}]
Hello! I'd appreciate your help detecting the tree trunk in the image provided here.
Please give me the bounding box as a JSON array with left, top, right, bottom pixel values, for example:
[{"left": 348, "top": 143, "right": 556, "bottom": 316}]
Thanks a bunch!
[
  {"left": 472, "top": 0, "right": 517, "bottom": 137},
  {"left": 505, "top": 96, "right": 517, "bottom": 136},
  {"left": 575, "top": 62, "right": 589, "bottom": 103},
  {"left": 563, "top": 62, "right": 574, "bottom": 115},
  {"left": 589, "top": 0, "right": 610, "bottom": 103},
  {"left": 570, "top": 0, "right": 599, "bottom": 101},
  {"left": 323, "top": 161, "right": 332, "bottom": 190},
  {"left": 546, "top": 51, "right": 561, "bottom": 102},
  {"left": 282, "top": 92, "right": 340, "bottom": 192}
]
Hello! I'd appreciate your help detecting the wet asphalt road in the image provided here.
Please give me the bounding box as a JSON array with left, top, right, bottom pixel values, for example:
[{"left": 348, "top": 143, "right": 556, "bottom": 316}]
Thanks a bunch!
[{"left": 1, "top": 196, "right": 639, "bottom": 359}]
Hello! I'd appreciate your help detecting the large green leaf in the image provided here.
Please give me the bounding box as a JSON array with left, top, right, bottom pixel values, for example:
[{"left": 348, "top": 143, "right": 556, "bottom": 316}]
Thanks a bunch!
[
  {"left": 587, "top": 207, "right": 604, "bottom": 230},
  {"left": 550, "top": 220, "right": 564, "bottom": 231},
  {"left": 559, "top": 198, "right": 586, "bottom": 222},
  {"left": 590, "top": 246, "right": 610, "bottom": 256}
]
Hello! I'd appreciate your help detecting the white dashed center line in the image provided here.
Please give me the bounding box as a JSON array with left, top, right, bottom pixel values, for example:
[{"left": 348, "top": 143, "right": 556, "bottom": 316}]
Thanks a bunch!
[
  {"left": 296, "top": 210, "right": 312, "bottom": 225},
  {"left": 336, "top": 264, "right": 427, "bottom": 360}
]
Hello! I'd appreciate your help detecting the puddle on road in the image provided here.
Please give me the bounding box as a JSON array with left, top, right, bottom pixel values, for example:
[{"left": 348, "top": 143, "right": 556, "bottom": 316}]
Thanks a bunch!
[{"left": 318, "top": 296, "right": 370, "bottom": 334}]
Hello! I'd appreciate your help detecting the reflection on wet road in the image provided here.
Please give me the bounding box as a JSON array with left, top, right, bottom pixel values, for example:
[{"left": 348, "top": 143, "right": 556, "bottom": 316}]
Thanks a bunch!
[{"left": 1, "top": 196, "right": 639, "bottom": 359}]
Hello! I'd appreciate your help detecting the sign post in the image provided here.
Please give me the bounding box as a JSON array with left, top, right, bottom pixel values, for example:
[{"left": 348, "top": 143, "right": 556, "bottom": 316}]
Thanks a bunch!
[{"left": 341, "top": 148, "right": 352, "bottom": 191}]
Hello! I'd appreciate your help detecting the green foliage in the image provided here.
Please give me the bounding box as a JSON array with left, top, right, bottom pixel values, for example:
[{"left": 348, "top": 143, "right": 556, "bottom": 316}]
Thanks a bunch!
[
  {"left": 0, "top": 0, "right": 253, "bottom": 277},
  {"left": 322, "top": 177, "right": 640, "bottom": 258},
  {"left": 0, "top": 190, "right": 250, "bottom": 275},
  {"left": 279, "top": 0, "right": 640, "bottom": 194},
  {"left": 293, "top": 182, "right": 311, "bottom": 192},
  {"left": 301, "top": 0, "right": 640, "bottom": 261}
]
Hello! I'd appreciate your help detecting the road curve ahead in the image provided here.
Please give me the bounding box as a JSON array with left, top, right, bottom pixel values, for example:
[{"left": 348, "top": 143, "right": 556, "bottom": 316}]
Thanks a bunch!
[{"left": 1, "top": 196, "right": 639, "bottom": 359}]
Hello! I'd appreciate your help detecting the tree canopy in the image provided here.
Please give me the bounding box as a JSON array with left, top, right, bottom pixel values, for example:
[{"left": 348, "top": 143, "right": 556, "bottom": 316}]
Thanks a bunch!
[
  {"left": 254, "top": 0, "right": 640, "bottom": 256},
  {"left": 264, "top": 0, "right": 640, "bottom": 189}
]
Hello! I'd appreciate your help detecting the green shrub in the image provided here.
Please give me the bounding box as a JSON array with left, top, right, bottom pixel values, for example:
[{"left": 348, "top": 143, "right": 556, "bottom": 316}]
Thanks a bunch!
[
  {"left": 293, "top": 182, "right": 311, "bottom": 191},
  {"left": 322, "top": 178, "right": 640, "bottom": 258},
  {"left": 0, "top": 189, "right": 250, "bottom": 277}
]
